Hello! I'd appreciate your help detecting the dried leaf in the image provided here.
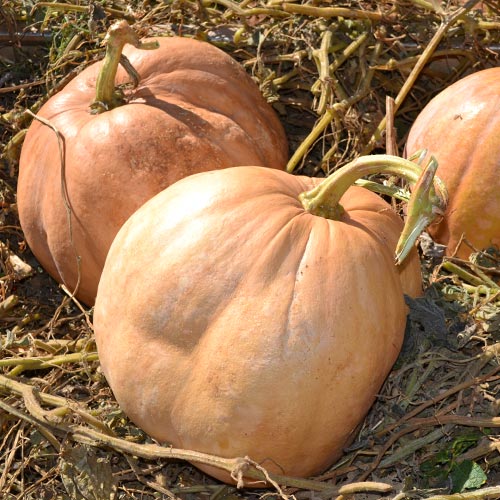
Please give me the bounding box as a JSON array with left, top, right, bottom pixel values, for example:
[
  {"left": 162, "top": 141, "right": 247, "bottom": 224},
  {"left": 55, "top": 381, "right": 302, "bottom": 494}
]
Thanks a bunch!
[
  {"left": 0, "top": 241, "right": 34, "bottom": 280},
  {"left": 405, "top": 295, "right": 448, "bottom": 342},
  {"left": 59, "top": 444, "right": 116, "bottom": 500},
  {"left": 397, "top": 294, "right": 449, "bottom": 364}
]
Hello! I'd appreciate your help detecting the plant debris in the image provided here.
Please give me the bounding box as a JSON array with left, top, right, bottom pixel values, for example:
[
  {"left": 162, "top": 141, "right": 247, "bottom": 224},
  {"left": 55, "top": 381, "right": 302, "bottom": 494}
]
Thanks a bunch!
[{"left": 1, "top": 1, "right": 500, "bottom": 499}]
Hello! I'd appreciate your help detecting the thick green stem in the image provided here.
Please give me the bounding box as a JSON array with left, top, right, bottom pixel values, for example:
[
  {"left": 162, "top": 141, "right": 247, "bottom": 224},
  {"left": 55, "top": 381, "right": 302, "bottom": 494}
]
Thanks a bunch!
[
  {"left": 92, "top": 20, "right": 158, "bottom": 113},
  {"left": 299, "top": 154, "right": 448, "bottom": 264},
  {"left": 395, "top": 156, "right": 443, "bottom": 264},
  {"left": 299, "top": 154, "right": 442, "bottom": 216}
]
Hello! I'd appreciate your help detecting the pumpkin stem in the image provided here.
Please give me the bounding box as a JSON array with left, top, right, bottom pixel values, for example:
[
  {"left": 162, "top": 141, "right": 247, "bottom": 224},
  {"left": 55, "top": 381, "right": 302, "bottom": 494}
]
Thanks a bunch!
[
  {"left": 299, "top": 153, "right": 448, "bottom": 263},
  {"left": 91, "top": 20, "right": 159, "bottom": 113},
  {"left": 395, "top": 156, "right": 444, "bottom": 265}
]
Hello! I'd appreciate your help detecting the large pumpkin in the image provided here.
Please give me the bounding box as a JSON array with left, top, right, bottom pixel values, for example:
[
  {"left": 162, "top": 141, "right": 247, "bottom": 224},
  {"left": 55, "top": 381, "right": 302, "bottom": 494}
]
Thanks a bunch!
[
  {"left": 405, "top": 67, "right": 500, "bottom": 259},
  {"left": 17, "top": 21, "right": 288, "bottom": 305},
  {"left": 93, "top": 156, "right": 437, "bottom": 484}
]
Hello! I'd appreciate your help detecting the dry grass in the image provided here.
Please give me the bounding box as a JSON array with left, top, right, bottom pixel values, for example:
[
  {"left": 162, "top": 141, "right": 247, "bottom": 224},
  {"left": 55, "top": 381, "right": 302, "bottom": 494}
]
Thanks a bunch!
[{"left": 1, "top": 1, "right": 500, "bottom": 499}]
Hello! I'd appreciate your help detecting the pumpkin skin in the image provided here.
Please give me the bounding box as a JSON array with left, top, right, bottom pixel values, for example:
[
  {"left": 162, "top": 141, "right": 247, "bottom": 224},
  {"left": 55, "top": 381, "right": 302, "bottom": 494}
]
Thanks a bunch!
[
  {"left": 405, "top": 67, "right": 500, "bottom": 259},
  {"left": 17, "top": 36, "right": 288, "bottom": 305},
  {"left": 93, "top": 166, "right": 422, "bottom": 484}
]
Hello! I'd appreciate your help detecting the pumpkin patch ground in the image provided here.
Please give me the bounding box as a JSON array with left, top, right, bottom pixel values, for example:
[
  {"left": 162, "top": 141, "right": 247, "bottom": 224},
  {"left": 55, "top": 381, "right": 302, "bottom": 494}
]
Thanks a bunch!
[{"left": 1, "top": 1, "right": 500, "bottom": 499}]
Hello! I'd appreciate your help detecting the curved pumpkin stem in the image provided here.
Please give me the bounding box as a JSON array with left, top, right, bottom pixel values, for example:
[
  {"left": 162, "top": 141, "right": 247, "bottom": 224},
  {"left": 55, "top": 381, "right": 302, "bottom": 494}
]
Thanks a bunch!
[
  {"left": 92, "top": 20, "right": 159, "bottom": 113},
  {"left": 299, "top": 153, "right": 448, "bottom": 264},
  {"left": 395, "top": 156, "right": 445, "bottom": 265}
]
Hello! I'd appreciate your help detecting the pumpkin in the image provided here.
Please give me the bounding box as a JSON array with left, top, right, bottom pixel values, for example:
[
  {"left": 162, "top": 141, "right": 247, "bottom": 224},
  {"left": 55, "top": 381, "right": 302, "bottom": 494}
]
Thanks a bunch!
[
  {"left": 405, "top": 67, "right": 500, "bottom": 259},
  {"left": 93, "top": 155, "right": 444, "bottom": 484},
  {"left": 17, "top": 21, "right": 288, "bottom": 306}
]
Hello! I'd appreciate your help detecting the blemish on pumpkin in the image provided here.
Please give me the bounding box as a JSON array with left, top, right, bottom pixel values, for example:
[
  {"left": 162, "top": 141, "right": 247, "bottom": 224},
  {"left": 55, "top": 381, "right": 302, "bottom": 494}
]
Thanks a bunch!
[{"left": 217, "top": 437, "right": 230, "bottom": 451}]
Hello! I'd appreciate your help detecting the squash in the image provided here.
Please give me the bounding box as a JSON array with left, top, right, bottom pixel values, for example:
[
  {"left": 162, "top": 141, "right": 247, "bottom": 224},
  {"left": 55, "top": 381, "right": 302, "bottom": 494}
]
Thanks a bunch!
[
  {"left": 17, "top": 21, "right": 288, "bottom": 306},
  {"left": 405, "top": 67, "right": 500, "bottom": 259},
  {"left": 93, "top": 155, "right": 445, "bottom": 484}
]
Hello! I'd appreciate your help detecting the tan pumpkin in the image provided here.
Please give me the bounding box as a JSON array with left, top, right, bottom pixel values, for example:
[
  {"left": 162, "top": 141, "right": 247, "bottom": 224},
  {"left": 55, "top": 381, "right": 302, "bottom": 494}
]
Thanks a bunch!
[
  {"left": 405, "top": 67, "right": 500, "bottom": 259},
  {"left": 17, "top": 21, "right": 288, "bottom": 305},
  {"left": 93, "top": 156, "right": 444, "bottom": 484}
]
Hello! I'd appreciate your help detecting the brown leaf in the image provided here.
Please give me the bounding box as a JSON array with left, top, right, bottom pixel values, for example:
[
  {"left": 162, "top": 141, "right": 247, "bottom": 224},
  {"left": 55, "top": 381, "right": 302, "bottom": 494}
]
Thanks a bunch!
[{"left": 59, "top": 444, "right": 116, "bottom": 500}]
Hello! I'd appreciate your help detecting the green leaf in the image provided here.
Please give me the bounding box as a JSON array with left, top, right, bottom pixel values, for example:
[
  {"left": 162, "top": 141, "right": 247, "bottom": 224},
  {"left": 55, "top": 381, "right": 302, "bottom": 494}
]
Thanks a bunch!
[
  {"left": 450, "top": 432, "right": 482, "bottom": 456},
  {"left": 450, "top": 460, "right": 487, "bottom": 493}
]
